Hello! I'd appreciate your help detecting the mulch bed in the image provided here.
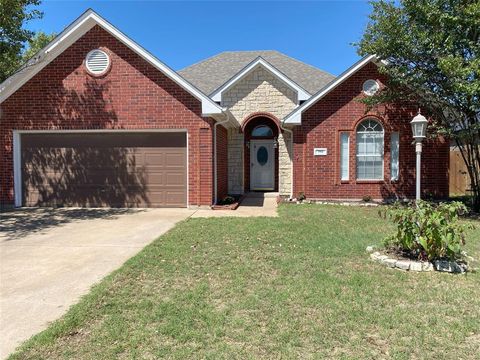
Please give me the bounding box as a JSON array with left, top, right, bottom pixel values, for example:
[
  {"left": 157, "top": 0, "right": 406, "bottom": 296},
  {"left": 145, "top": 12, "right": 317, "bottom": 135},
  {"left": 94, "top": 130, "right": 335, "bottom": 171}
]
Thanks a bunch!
[{"left": 211, "top": 195, "right": 245, "bottom": 210}]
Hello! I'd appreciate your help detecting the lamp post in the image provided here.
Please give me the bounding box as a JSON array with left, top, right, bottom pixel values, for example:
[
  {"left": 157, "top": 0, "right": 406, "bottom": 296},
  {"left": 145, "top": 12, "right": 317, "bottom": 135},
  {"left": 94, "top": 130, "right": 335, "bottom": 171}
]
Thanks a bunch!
[{"left": 410, "top": 111, "right": 428, "bottom": 201}]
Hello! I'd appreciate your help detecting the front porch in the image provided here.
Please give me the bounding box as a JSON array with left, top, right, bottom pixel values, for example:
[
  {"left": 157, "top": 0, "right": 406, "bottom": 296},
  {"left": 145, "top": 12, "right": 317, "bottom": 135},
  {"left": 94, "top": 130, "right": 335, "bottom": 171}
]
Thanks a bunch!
[{"left": 226, "top": 113, "right": 293, "bottom": 197}]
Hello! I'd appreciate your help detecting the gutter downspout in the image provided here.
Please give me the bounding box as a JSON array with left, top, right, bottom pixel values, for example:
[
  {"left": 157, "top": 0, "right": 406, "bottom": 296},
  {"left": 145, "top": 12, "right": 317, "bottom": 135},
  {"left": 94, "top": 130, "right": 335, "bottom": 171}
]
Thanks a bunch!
[
  {"left": 280, "top": 120, "right": 294, "bottom": 199},
  {"left": 213, "top": 110, "right": 230, "bottom": 205}
]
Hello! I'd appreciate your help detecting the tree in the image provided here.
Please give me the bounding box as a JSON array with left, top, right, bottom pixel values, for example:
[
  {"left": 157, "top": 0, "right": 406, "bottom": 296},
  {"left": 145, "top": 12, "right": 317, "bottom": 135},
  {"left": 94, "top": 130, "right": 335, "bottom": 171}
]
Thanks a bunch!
[
  {"left": 21, "top": 31, "right": 55, "bottom": 61},
  {"left": 356, "top": 0, "right": 480, "bottom": 211},
  {"left": 0, "top": 0, "right": 43, "bottom": 82}
]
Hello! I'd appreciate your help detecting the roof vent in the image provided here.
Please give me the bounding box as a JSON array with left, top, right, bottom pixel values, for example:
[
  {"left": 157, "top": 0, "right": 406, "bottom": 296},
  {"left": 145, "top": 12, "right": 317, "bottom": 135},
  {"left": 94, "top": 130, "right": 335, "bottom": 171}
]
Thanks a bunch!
[
  {"left": 362, "top": 79, "right": 379, "bottom": 96},
  {"left": 85, "top": 49, "right": 110, "bottom": 75}
]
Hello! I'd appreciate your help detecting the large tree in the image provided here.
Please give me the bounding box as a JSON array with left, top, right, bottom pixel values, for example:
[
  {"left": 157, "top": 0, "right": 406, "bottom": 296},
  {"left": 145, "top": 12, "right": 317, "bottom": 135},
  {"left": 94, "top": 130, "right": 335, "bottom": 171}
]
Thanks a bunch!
[
  {"left": 356, "top": 0, "right": 480, "bottom": 211},
  {"left": 21, "top": 30, "right": 55, "bottom": 60},
  {"left": 0, "top": 0, "right": 44, "bottom": 82}
]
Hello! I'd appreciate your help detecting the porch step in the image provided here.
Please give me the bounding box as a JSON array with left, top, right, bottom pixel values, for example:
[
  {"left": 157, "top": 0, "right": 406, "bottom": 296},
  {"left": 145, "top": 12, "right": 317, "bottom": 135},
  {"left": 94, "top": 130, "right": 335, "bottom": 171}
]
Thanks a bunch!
[{"left": 244, "top": 192, "right": 279, "bottom": 198}]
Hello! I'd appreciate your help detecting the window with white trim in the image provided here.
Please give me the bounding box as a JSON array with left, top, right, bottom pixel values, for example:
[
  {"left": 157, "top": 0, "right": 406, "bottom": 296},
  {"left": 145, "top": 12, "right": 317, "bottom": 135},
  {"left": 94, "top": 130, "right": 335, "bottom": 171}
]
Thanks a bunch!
[
  {"left": 356, "top": 119, "right": 384, "bottom": 180},
  {"left": 390, "top": 132, "right": 399, "bottom": 181},
  {"left": 340, "top": 132, "right": 350, "bottom": 180}
]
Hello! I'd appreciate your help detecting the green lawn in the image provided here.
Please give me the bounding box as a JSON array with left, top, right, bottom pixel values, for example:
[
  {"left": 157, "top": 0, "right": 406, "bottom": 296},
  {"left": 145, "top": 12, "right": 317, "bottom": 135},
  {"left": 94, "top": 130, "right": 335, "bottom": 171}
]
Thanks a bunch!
[{"left": 10, "top": 205, "right": 480, "bottom": 359}]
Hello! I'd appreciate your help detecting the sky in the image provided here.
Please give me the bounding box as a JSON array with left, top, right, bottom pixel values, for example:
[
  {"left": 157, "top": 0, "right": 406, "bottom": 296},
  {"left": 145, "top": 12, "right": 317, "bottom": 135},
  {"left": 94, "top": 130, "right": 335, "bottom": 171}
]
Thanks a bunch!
[{"left": 27, "top": 0, "right": 372, "bottom": 76}]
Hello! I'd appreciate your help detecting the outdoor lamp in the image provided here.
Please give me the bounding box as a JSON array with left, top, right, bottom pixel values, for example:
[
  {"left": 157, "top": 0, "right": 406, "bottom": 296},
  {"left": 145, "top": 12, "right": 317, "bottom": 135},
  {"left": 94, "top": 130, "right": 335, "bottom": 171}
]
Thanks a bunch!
[
  {"left": 410, "top": 111, "right": 428, "bottom": 201},
  {"left": 411, "top": 112, "right": 428, "bottom": 140}
]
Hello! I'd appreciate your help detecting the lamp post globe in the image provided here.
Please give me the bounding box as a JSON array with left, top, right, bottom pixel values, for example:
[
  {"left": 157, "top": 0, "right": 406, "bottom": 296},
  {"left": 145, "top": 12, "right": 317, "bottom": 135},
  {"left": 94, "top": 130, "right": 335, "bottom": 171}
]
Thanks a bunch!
[
  {"left": 411, "top": 113, "right": 428, "bottom": 141},
  {"left": 410, "top": 112, "right": 428, "bottom": 201}
]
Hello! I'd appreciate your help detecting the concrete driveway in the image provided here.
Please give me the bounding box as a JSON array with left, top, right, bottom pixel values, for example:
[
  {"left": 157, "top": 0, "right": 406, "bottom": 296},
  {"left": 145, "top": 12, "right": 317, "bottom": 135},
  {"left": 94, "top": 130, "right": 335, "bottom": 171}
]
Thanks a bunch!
[{"left": 0, "top": 207, "right": 195, "bottom": 359}]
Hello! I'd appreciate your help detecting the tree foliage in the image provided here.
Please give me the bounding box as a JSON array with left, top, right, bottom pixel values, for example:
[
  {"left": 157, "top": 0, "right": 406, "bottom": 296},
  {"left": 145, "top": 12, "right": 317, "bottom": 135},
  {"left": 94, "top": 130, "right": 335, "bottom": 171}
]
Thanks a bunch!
[
  {"left": 21, "top": 31, "right": 55, "bottom": 62},
  {"left": 357, "top": 0, "right": 480, "bottom": 210},
  {"left": 0, "top": 0, "right": 43, "bottom": 82}
]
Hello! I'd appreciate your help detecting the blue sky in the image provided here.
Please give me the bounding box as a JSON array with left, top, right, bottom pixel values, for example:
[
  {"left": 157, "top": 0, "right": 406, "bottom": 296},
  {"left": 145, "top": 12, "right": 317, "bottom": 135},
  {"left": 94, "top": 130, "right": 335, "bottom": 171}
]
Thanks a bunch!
[{"left": 28, "top": 1, "right": 372, "bottom": 76}]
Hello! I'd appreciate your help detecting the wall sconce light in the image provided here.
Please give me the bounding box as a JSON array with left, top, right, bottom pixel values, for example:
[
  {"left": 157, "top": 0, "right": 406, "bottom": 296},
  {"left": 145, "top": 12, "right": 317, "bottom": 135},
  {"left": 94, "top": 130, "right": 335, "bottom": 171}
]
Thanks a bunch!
[
  {"left": 273, "top": 137, "right": 278, "bottom": 148},
  {"left": 245, "top": 140, "right": 250, "bottom": 149}
]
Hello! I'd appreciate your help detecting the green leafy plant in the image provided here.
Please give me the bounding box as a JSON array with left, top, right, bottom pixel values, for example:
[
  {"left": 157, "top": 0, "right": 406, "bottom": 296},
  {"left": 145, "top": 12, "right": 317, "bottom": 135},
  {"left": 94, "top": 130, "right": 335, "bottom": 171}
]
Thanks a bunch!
[
  {"left": 219, "top": 195, "right": 236, "bottom": 205},
  {"left": 297, "top": 192, "right": 306, "bottom": 201},
  {"left": 362, "top": 195, "right": 373, "bottom": 203},
  {"left": 382, "top": 201, "right": 473, "bottom": 261}
]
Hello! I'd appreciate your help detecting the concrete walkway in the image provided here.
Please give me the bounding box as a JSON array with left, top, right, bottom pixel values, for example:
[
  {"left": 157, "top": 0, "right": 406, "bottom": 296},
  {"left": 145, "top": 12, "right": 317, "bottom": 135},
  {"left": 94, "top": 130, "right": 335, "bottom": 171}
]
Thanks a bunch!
[
  {"left": 0, "top": 208, "right": 195, "bottom": 359},
  {"left": 0, "top": 196, "right": 276, "bottom": 358}
]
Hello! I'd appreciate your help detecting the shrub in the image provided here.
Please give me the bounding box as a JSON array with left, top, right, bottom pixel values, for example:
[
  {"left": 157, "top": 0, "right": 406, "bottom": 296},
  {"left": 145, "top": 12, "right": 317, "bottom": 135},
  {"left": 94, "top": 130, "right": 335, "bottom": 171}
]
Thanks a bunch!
[
  {"left": 362, "top": 195, "right": 373, "bottom": 203},
  {"left": 297, "top": 192, "right": 306, "bottom": 201},
  {"left": 382, "top": 201, "right": 473, "bottom": 261},
  {"left": 219, "top": 195, "right": 236, "bottom": 205}
]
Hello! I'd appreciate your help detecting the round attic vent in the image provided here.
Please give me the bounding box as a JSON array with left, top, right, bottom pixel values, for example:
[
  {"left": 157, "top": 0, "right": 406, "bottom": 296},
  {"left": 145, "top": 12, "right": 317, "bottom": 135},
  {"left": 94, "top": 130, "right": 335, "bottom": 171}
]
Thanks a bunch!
[
  {"left": 362, "top": 79, "right": 379, "bottom": 96},
  {"left": 85, "top": 49, "right": 110, "bottom": 75}
]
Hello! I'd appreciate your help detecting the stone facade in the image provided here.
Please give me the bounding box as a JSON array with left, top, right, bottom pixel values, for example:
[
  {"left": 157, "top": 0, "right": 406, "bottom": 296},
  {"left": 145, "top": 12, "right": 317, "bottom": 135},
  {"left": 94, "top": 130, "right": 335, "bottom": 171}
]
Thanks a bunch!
[
  {"left": 278, "top": 131, "right": 292, "bottom": 195},
  {"left": 222, "top": 65, "right": 297, "bottom": 195},
  {"left": 222, "top": 65, "right": 297, "bottom": 123}
]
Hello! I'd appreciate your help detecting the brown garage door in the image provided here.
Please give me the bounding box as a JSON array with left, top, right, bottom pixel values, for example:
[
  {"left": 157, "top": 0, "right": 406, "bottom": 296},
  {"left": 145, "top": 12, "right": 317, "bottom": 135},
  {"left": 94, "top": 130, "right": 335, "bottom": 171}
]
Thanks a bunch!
[{"left": 21, "top": 132, "right": 187, "bottom": 207}]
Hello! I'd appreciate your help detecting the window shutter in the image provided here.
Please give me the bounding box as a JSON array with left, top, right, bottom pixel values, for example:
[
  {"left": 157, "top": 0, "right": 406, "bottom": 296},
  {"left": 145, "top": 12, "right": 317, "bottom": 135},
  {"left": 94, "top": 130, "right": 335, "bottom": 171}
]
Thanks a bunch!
[{"left": 390, "top": 132, "right": 400, "bottom": 180}]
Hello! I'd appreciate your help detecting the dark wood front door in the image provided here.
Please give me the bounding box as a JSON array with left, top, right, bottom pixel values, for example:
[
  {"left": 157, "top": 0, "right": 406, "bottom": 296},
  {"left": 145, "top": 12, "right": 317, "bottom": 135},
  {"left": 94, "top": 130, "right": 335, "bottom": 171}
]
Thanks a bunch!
[{"left": 21, "top": 132, "right": 187, "bottom": 207}]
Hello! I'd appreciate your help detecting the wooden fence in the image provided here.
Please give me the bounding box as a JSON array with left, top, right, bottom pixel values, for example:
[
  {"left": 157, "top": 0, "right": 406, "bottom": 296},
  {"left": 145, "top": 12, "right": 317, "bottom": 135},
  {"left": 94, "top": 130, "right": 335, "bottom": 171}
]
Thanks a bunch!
[{"left": 449, "top": 149, "right": 471, "bottom": 196}]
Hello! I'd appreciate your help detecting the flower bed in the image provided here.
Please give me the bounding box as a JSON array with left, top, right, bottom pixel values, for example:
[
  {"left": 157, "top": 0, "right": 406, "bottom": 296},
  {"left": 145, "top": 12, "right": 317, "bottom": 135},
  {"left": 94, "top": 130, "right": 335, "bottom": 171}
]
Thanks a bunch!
[{"left": 211, "top": 195, "right": 244, "bottom": 210}]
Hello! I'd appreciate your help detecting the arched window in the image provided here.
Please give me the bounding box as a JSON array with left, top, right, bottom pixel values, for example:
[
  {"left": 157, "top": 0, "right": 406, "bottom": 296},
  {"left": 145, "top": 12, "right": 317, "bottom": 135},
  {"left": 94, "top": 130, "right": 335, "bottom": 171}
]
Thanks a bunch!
[
  {"left": 251, "top": 125, "right": 273, "bottom": 137},
  {"left": 356, "top": 119, "right": 384, "bottom": 180}
]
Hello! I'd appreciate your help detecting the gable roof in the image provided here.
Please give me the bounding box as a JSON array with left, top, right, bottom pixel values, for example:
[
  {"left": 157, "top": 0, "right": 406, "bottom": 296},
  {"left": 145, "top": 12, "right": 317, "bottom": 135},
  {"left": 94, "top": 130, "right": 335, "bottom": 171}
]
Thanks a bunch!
[
  {"left": 179, "top": 50, "right": 335, "bottom": 96},
  {"left": 0, "top": 9, "right": 223, "bottom": 116},
  {"left": 210, "top": 57, "right": 311, "bottom": 102},
  {"left": 283, "top": 55, "right": 378, "bottom": 125}
]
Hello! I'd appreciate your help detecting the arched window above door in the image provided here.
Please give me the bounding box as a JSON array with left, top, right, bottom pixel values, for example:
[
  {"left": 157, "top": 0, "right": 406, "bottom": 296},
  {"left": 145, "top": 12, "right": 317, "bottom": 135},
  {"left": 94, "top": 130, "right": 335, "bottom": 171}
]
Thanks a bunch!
[{"left": 251, "top": 125, "right": 274, "bottom": 137}]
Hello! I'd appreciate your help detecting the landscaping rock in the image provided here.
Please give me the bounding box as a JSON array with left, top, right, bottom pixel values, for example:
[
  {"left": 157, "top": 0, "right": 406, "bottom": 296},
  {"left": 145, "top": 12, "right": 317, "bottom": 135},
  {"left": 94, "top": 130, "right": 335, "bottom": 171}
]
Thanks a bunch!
[
  {"left": 395, "top": 260, "right": 411, "bottom": 271},
  {"left": 369, "top": 250, "right": 468, "bottom": 273},
  {"left": 382, "top": 258, "right": 397, "bottom": 268},
  {"left": 366, "top": 246, "right": 376, "bottom": 253},
  {"left": 434, "top": 260, "right": 465, "bottom": 273},
  {"left": 409, "top": 261, "right": 423, "bottom": 272},
  {"left": 422, "top": 262, "right": 434, "bottom": 271}
]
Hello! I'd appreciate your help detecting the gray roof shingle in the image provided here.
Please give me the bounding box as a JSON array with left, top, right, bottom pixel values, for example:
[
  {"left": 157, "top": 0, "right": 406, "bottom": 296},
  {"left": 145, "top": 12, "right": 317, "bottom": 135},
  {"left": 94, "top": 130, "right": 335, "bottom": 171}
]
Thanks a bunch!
[{"left": 178, "top": 50, "right": 335, "bottom": 96}]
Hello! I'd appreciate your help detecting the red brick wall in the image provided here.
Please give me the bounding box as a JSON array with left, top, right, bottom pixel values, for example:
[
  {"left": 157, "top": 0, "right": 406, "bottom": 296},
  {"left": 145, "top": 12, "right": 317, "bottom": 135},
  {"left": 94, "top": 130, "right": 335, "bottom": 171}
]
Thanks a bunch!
[
  {"left": 292, "top": 62, "right": 449, "bottom": 201},
  {"left": 216, "top": 125, "right": 228, "bottom": 202},
  {"left": 0, "top": 25, "right": 215, "bottom": 207}
]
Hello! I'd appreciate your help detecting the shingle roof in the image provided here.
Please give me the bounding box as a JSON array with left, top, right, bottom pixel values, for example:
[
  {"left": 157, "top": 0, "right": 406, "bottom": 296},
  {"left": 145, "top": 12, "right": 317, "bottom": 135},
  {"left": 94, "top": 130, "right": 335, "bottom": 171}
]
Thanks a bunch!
[{"left": 178, "top": 50, "right": 335, "bottom": 96}]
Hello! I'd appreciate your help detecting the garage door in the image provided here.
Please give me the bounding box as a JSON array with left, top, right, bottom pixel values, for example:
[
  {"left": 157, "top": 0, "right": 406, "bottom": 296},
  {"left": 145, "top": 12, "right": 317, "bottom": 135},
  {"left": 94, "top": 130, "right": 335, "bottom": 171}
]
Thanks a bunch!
[{"left": 21, "top": 132, "right": 187, "bottom": 207}]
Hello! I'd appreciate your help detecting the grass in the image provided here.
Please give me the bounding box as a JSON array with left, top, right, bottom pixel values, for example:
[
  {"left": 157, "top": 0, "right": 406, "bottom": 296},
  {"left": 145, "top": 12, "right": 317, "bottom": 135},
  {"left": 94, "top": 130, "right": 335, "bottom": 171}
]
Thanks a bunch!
[{"left": 10, "top": 204, "right": 480, "bottom": 359}]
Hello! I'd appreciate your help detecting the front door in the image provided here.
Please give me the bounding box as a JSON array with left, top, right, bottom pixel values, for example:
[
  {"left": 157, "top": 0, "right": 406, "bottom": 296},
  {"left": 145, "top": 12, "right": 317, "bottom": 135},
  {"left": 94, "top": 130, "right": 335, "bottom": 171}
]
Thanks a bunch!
[{"left": 250, "top": 140, "right": 275, "bottom": 190}]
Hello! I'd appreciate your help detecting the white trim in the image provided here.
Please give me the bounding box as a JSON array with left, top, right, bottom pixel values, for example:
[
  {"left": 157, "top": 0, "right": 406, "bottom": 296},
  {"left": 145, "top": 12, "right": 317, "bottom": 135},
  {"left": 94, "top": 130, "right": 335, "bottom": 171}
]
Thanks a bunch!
[
  {"left": 390, "top": 131, "right": 400, "bottom": 181},
  {"left": 85, "top": 49, "right": 110, "bottom": 75},
  {"left": 284, "top": 55, "right": 377, "bottom": 125},
  {"left": 340, "top": 132, "right": 350, "bottom": 181},
  {"left": 13, "top": 131, "right": 22, "bottom": 207},
  {"left": 0, "top": 9, "right": 223, "bottom": 116},
  {"left": 355, "top": 121, "right": 385, "bottom": 181},
  {"left": 186, "top": 131, "right": 189, "bottom": 207},
  {"left": 15, "top": 129, "right": 188, "bottom": 134},
  {"left": 12, "top": 129, "right": 189, "bottom": 208},
  {"left": 211, "top": 57, "right": 311, "bottom": 102}
]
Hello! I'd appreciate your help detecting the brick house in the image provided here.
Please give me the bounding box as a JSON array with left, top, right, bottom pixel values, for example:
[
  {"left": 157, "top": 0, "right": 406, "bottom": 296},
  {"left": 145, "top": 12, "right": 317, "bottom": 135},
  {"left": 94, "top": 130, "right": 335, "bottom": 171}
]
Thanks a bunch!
[{"left": 0, "top": 10, "right": 449, "bottom": 208}]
